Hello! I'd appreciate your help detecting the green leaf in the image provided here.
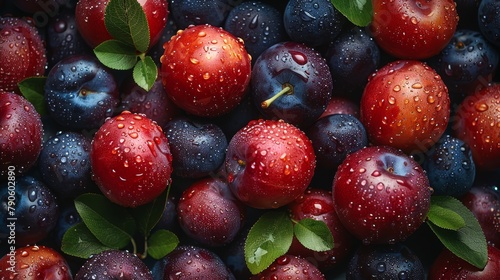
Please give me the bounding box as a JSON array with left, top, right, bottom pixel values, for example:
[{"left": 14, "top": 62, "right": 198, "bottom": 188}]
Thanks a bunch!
[
  {"left": 18, "top": 76, "right": 47, "bottom": 116},
  {"left": 105, "top": 0, "right": 150, "bottom": 53},
  {"left": 331, "top": 0, "right": 373, "bottom": 27},
  {"left": 147, "top": 230, "right": 179, "bottom": 260},
  {"left": 294, "top": 218, "right": 334, "bottom": 252},
  {"left": 133, "top": 56, "right": 157, "bottom": 91},
  {"left": 131, "top": 188, "right": 169, "bottom": 236},
  {"left": 427, "top": 195, "right": 488, "bottom": 269},
  {"left": 74, "top": 193, "right": 137, "bottom": 249},
  {"left": 427, "top": 196, "right": 466, "bottom": 230},
  {"left": 245, "top": 210, "right": 294, "bottom": 275},
  {"left": 61, "top": 223, "right": 113, "bottom": 259},
  {"left": 94, "top": 40, "right": 138, "bottom": 70}
]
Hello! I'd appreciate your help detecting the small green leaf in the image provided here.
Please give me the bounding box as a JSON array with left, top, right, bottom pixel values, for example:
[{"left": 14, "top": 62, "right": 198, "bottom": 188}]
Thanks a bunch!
[
  {"left": 331, "top": 0, "right": 373, "bottom": 27},
  {"left": 147, "top": 230, "right": 179, "bottom": 260},
  {"left": 133, "top": 56, "right": 157, "bottom": 91},
  {"left": 18, "top": 76, "right": 47, "bottom": 116},
  {"left": 105, "top": 0, "right": 150, "bottom": 53},
  {"left": 131, "top": 188, "right": 169, "bottom": 236},
  {"left": 294, "top": 218, "right": 334, "bottom": 252},
  {"left": 427, "top": 195, "right": 488, "bottom": 269},
  {"left": 74, "top": 193, "right": 137, "bottom": 249},
  {"left": 94, "top": 40, "right": 138, "bottom": 70},
  {"left": 61, "top": 223, "right": 113, "bottom": 259},
  {"left": 245, "top": 210, "right": 294, "bottom": 275},
  {"left": 427, "top": 196, "right": 466, "bottom": 230}
]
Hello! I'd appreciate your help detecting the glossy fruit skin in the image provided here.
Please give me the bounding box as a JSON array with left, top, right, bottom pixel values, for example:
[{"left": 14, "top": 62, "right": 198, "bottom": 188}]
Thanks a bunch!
[
  {"left": 75, "top": 249, "right": 153, "bottom": 279},
  {"left": 283, "top": 0, "right": 345, "bottom": 47},
  {"left": 224, "top": 1, "right": 288, "bottom": 60},
  {"left": 251, "top": 41, "right": 333, "bottom": 129},
  {"left": 332, "top": 146, "right": 432, "bottom": 244},
  {"left": 160, "top": 24, "right": 252, "bottom": 117},
  {"left": 90, "top": 111, "right": 173, "bottom": 207},
  {"left": 453, "top": 83, "right": 500, "bottom": 170},
  {"left": 287, "top": 188, "right": 354, "bottom": 271},
  {"left": 177, "top": 177, "right": 245, "bottom": 247},
  {"left": 119, "top": 75, "right": 181, "bottom": 128},
  {"left": 225, "top": 119, "right": 316, "bottom": 209},
  {"left": 370, "top": 0, "right": 458, "bottom": 59},
  {"left": 0, "top": 16, "right": 46, "bottom": 93},
  {"left": 478, "top": 0, "right": 500, "bottom": 47},
  {"left": 421, "top": 134, "right": 476, "bottom": 197},
  {"left": 46, "top": 9, "right": 91, "bottom": 68},
  {"left": 38, "top": 131, "right": 95, "bottom": 199},
  {"left": 346, "top": 243, "right": 425, "bottom": 280},
  {"left": 0, "top": 176, "right": 59, "bottom": 246},
  {"left": 163, "top": 117, "right": 228, "bottom": 178},
  {"left": 319, "top": 96, "right": 360, "bottom": 119},
  {"left": 0, "top": 92, "right": 43, "bottom": 177},
  {"left": 168, "top": 0, "right": 234, "bottom": 29},
  {"left": 427, "top": 29, "right": 499, "bottom": 99},
  {"left": 360, "top": 60, "right": 450, "bottom": 154},
  {"left": 0, "top": 245, "right": 72, "bottom": 280},
  {"left": 75, "top": 0, "right": 168, "bottom": 49},
  {"left": 428, "top": 245, "right": 500, "bottom": 280},
  {"left": 307, "top": 114, "right": 368, "bottom": 171},
  {"left": 250, "top": 254, "right": 326, "bottom": 280},
  {"left": 325, "top": 26, "right": 381, "bottom": 98},
  {"left": 157, "top": 245, "right": 236, "bottom": 279},
  {"left": 461, "top": 185, "right": 500, "bottom": 248},
  {"left": 44, "top": 54, "right": 119, "bottom": 130}
]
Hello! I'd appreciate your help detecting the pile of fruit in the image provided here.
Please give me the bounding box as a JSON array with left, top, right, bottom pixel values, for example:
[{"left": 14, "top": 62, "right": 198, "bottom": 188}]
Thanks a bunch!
[{"left": 0, "top": 0, "right": 499, "bottom": 279}]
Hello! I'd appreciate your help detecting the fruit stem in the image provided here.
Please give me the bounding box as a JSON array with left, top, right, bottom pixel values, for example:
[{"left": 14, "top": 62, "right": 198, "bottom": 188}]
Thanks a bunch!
[
  {"left": 141, "top": 236, "right": 148, "bottom": 259},
  {"left": 261, "top": 84, "right": 293, "bottom": 109},
  {"left": 130, "top": 237, "right": 138, "bottom": 256}
]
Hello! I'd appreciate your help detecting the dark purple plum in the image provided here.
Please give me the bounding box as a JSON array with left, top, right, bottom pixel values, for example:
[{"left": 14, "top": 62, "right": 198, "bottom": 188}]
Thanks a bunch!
[
  {"left": 163, "top": 117, "right": 227, "bottom": 178},
  {"left": 325, "top": 26, "right": 381, "bottom": 99},
  {"left": 44, "top": 54, "right": 119, "bottom": 130},
  {"left": 0, "top": 175, "right": 59, "bottom": 246},
  {"left": 218, "top": 227, "right": 252, "bottom": 280},
  {"left": 119, "top": 75, "right": 182, "bottom": 128},
  {"left": 421, "top": 134, "right": 476, "bottom": 197},
  {"left": 45, "top": 9, "right": 91, "bottom": 68},
  {"left": 177, "top": 177, "right": 245, "bottom": 247},
  {"left": 319, "top": 96, "right": 360, "bottom": 119},
  {"left": 38, "top": 131, "right": 96, "bottom": 199},
  {"left": 427, "top": 29, "right": 499, "bottom": 100},
  {"left": 168, "top": 0, "right": 235, "bottom": 29},
  {"left": 158, "top": 245, "right": 236, "bottom": 279},
  {"left": 461, "top": 184, "right": 500, "bottom": 248},
  {"left": 51, "top": 203, "right": 81, "bottom": 248},
  {"left": 251, "top": 254, "right": 326, "bottom": 280},
  {"left": 223, "top": 1, "right": 289, "bottom": 60},
  {"left": 307, "top": 114, "right": 368, "bottom": 171},
  {"left": 346, "top": 244, "right": 425, "bottom": 280},
  {"left": 478, "top": 0, "right": 500, "bottom": 48},
  {"left": 283, "top": 0, "right": 345, "bottom": 47},
  {"left": 251, "top": 41, "right": 333, "bottom": 129},
  {"left": 75, "top": 250, "right": 153, "bottom": 280}
]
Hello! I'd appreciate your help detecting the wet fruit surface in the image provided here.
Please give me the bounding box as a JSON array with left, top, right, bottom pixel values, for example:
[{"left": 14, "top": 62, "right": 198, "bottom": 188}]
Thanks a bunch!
[{"left": 90, "top": 111, "right": 173, "bottom": 207}]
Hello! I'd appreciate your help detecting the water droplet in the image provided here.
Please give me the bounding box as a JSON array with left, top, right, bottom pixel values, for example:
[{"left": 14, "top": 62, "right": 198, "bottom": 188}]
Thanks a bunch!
[
  {"left": 393, "top": 85, "right": 401, "bottom": 92},
  {"left": 475, "top": 103, "right": 488, "bottom": 112},
  {"left": 289, "top": 50, "right": 307, "bottom": 65}
]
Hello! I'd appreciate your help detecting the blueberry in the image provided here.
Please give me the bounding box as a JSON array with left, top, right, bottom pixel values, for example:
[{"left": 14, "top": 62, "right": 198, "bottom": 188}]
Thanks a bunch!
[
  {"left": 283, "top": 0, "right": 345, "bottom": 47},
  {"left": 427, "top": 29, "right": 499, "bottom": 101},
  {"left": 347, "top": 243, "right": 425, "bottom": 280},
  {"left": 44, "top": 54, "right": 119, "bottom": 130},
  {"left": 307, "top": 114, "right": 368, "bottom": 171},
  {"left": 224, "top": 1, "right": 289, "bottom": 60},
  {"left": 422, "top": 135, "right": 476, "bottom": 197},
  {"left": 0, "top": 176, "right": 59, "bottom": 246},
  {"left": 168, "top": 0, "right": 235, "bottom": 29},
  {"left": 325, "top": 26, "right": 381, "bottom": 99},
  {"left": 38, "top": 131, "right": 96, "bottom": 199},
  {"left": 163, "top": 117, "right": 228, "bottom": 178}
]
